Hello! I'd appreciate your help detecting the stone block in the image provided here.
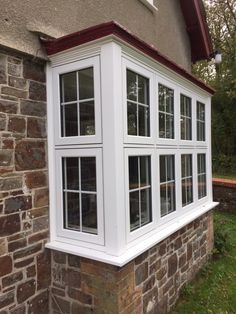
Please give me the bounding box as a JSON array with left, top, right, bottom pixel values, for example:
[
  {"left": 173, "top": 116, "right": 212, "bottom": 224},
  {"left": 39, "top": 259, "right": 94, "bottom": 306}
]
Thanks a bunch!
[
  {"left": 149, "top": 259, "right": 161, "bottom": 275},
  {"left": 13, "top": 243, "right": 42, "bottom": 260},
  {"left": 0, "top": 150, "right": 12, "bottom": 166},
  {"left": 28, "top": 206, "right": 48, "bottom": 219},
  {"left": 10, "top": 305, "right": 26, "bottom": 314},
  {"left": 0, "top": 99, "right": 18, "bottom": 114},
  {"left": 53, "top": 251, "right": 66, "bottom": 264},
  {"left": 156, "top": 267, "right": 166, "bottom": 281},
  {"left": 159, "top": 242, "right": 167, "bottom": 256},
  {"left": 29, "top": 81, "right": 46, "bottom": 101},
  {"left": 64, "top": 268, "right": 81, "bottom": 289},
  {"left": 8, "top": 63, "right": 21, "bottom": 77},
  {"left": 0, "top": 113, "right": 6, "bottom": 130},
  {"left": 5, "top": 195, "right": 32, "bottom": 214},
  {"left": 28, "top": 291, "right": 49, "bottom": 314},
  {"left": 71, "top": 302, "right": 93, "bottom": 314},
  {"left": 14, "top": 257, "right": 34, "bottom": 269},
  {"left": 8, "top": 116, "right": 26, "bottom": 133},
  {"left": 34, "top": 188, "right": 49, "bottom": 208},
  {"left": 135, "top": 262, "right": 148, "bottom": 286},
  {"left": 15, "top": 140, "right": 46, "bottom": 170},
  {"left": 68, "top": 254, "right": 81, "bottom": 268},
  {"left": 0, "top": 239, "right": 7, "bottom": 255},
  {"left": 0, "top": 291, "right": 14, "bottom": 310},
  {"left": 2, "top": 138, "right": 14, "bottom": 149},
  {"left": 51, "top": 296, "right": 70, "bottom": 314},
  {"left": 1, "top": 87, "right": 27, "bottom": 99},
  {"left": 20, "top": 99, "right": 46, "bottom": 117},
  {"left": 27, "top": 117, "right": 46, "bottom": 138},
  {"left": 33, "top": 216, "right": 48, "bottom": 232},
  {"left": 37, "top": 250, "right": 51, "bottom": 289},
  {"left": 68, "top": 288, "right": 93, "bottom": 305},
  {"left": 26, "top": 265, "right": 36, "bottom": 278},
  {"left": 17, "top": 279, "right": 36, "bottom": 303},
  {"left": 0, "top": 53, "right": 7, "bottom": 84},
  {"left": 135, "top": 251, "right": 148, "bottom": 265},
  {"left": 8, "top": 76, "right": 27, "bottom": 90},
  {"left": 23, "top": 59, "right": 45, "bottom": 82},
  {"left": 143, "top": 275, "right": 155, "bottom": 293},
  {"left": 8, "top": 238, "right": 27, "bottom": 252},
  {"left": 28, "top": 230, "right": 48, "bottom": 244},
  {"left": 0, "top": 255, "right": 12, "bottom": 277},
  {"left": 2, "top": 271, "right": 23, "bottom": 288},
  {"left": 25, "top": 171, "right": 47, "bottom": 189},
  {"left": 0, "top": 214, "right": 21, "bottom": 236},
  {"left": 168, "top": 253, "right": 177, "bottom": 277},
  {"left": 7, "top": 56, "right": 22, "bottom": 65}
]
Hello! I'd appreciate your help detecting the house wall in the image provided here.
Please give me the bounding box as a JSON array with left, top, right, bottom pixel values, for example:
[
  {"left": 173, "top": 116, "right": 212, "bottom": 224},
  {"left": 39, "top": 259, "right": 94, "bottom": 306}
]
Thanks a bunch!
[
  {"left": 50, "top": 211, "right": 214, "bottom": 314},
  {"left": 0, "top": 0, "right": 191, "bottom": 71},
  {"left": 0, "top": 48, "right": 50, "bottom": 313}
]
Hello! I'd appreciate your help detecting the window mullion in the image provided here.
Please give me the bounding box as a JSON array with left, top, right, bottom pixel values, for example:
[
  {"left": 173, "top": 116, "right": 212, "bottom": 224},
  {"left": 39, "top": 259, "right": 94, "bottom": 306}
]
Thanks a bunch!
[{"left": 76, "top": 71, "right": 80, "bottom": 136}]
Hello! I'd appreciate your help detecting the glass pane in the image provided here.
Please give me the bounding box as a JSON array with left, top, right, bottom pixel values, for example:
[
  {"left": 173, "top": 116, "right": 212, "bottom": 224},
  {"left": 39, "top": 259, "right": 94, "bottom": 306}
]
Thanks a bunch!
[
  {"left": 182, "top": 180, "right": 187, "bottom": 207},
  {"left": 197, "top": 102, "right": 205, "bottom": 121},
  {"left": 130, "top": 191, "right": 139, "bottom": 231},
  {"left": 138, "top": 75, "right": 149, "bottom": 105},
  {"left": 159, "top": 112, "right": 165, "bottom": 138},
  {"left": 167, "top": 182, "right": 176, "bottom": 213},
  {"left": 140, "top": 156, "right": 151, "bottom": 187},
  {"left": 166, "top": 114, "right": 174, "bottom": 139},
  {"left": 64, "top": 192, "right": 80, "bottom": 230},
  {"left": 60, "top": 72, "right": 77, "bottom": 103},
  {"left": 166, "top": 89, "right": 174, "bottom": 114},
  {"left": 181, "top": 155, "right": 192, "bottom": 178},
  {"left": 160, "top": 184, "right": 167, "bottom": 217},
  {"left": 185, "top": 118, "right": 192, "bottom": 140},
  {"left": 186, "top": 178, "right": 193, "bottom": 204},
  {"left": 62, "top": 104, "right": 78, "bottom": 137},
  {"left": 63, "top": 157, "right": 79, "bottom": 190},
  {"left": 127, "top": 102, "right": 137, "bottom": 135},
  {"left": 160, "top": 156, "right": 166, "bottom": 183},
  {"left": 79, "top": 67, "right": 94, "bottom": 100},
  {"left": 180, "top": 117, "right": 185, "bottom": 140},
  {"left": 185, "top": 99, "right": 191, "bottom": 117},
  {"left": 141, "top": 188, "right": 151, "bottom": 226},
  {"left": 159, "top": 84, "right": 165, "bottom": 112},
  {"left": 139, "top": 105, "right": 150, "bottom": 136},
  {"left": 166, "top": 155, "right": 175, "bottom": 181},
  {"left": 79, "top": 101, "right": 95, "bottom": 136},
  {"left": 81, "top": 157, "right": 96, "bottom": 191},
  {"left": 82, "top": 193, "right": 97, "bottom": 234},
  {"left": 127, "top": 70, "right": 137, "bottom": 101},
  {"left": 129, "top": 156, "right": 139, "bottom": 190}
]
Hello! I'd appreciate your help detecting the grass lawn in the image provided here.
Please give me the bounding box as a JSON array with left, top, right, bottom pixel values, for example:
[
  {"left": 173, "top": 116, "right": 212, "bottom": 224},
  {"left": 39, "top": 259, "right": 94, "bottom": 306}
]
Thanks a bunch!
[{"left": 172, "top": 211, "right": 236, "bottom": 314}]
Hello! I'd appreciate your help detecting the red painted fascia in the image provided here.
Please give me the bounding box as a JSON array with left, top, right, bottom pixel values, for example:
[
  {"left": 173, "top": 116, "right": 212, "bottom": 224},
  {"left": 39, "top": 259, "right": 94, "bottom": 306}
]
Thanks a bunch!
[
  {"left": 180, "top": 0, "right": 213, "bottom": 62},
  {"left": 41, "top": 21, "right": 214, "bottom": 95}
]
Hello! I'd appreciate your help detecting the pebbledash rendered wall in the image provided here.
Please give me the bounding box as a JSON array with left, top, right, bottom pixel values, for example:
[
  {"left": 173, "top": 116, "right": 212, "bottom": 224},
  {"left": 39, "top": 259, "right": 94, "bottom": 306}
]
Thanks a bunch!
[{"left": 0, "top": 48, "right": 214, "bottom": 314}]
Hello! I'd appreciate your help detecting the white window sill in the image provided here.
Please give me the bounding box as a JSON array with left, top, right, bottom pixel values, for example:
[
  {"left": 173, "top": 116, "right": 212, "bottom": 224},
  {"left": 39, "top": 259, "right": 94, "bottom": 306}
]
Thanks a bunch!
[
  {"left": 46, "top": 201, "right": 218, "bottom": 267},
  {"left": 139, "top": 0, "right": 158, "bottom": 12}
]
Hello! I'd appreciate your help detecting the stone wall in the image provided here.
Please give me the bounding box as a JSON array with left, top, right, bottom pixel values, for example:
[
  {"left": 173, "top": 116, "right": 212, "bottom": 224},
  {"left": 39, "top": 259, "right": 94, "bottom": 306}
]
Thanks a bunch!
[
  {"left": 0, "top": 49, "right": 50, "bottom": 313},
  {"left": 50, "top": 211, "right": 213, "bottom": 314},
  {"left": 213, "top": 178, "right": 236, "bottom": 212}
]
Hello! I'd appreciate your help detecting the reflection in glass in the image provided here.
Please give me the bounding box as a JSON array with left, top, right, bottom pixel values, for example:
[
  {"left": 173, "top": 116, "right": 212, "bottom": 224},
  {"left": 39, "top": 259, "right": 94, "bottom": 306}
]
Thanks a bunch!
[
  {"left": 180, "top": 94, "right": 192, "bottom": 140},
  {"left": 130, "top": 191, "right": 140, "bottom": 231},
  {"left": 181, "top": 154, "right": 193, "bottom": 206},
  {"left": 81, "top": 157, "right": 96, "bottom": 191},
  {"left": 80, "top": 101, "right": 95, "bottom": 135},
  {"left": 62, "top": 104, "right": 78, "bottom": 137},
  {"left": 141, "top": 188, "right": 151, "bottom": 225},
  {"left": 82, "top": 194, "right": 97, "bottom": 233},
  {"left": 64, "top": 192, "right": 80, "bottom": 230},
  {"left": 79, "top": 67, "right": 94, "bottom": 100},
  {"left": 159, "top": 84, "right": 174, "bottom": 139},
  {"left": 198, "top": 154, "right": 207, "bottom": 199},
  {"left": 129, "top": 157, "right": 139, "bottom": 190},
  {"left": 197, "top": 102, "right": 205, "bottom": 141},
  {"left": 60, "top": 72, "right": 77, "bottom": 103},
  {"left": 139, "top": 105, "right": 150, "bottom": 136},
  {"left": 127, "top": 102, "right": 137, "bottom": 135}
]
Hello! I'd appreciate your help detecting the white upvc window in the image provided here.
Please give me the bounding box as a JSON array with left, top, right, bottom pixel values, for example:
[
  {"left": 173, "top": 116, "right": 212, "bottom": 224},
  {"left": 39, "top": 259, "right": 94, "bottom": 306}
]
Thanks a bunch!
[
  {"left": 181, "top": 154, "right": 193, "bottom": 207},
  {"left": 159, "top": 84, "right": 175, "bottom": 139},
  {"left": 197, "top": 153, "right": 207, "bottom": 199},
  {"left": 196, "top": 101, "right": 206, "bottom": 141},
  {"left": 180, "top": 94, "right": 192, "bottom": 141}
]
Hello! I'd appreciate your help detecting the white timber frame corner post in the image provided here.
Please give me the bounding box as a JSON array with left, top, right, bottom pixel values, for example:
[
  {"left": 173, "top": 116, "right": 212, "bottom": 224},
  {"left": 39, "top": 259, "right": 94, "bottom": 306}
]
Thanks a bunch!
[{"left": 101, "top": 42, "right": 126, "bottom": 256}]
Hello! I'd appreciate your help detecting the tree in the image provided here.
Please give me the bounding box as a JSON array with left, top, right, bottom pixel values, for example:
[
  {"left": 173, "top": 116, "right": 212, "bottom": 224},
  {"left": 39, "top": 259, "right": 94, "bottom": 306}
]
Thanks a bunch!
[{"left": 193, "top": 0, "right": 236, "bottom": 174}]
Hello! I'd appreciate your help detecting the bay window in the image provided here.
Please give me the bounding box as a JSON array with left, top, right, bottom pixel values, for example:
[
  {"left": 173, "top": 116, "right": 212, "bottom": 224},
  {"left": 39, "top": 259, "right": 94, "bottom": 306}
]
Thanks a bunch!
[{"left": 46, "top": 37, "right": 216, "bottom": 266}]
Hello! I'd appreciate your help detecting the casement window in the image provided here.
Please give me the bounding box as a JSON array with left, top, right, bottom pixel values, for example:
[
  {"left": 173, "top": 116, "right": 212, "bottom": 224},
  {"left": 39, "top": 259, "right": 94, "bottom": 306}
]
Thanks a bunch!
[
  {"left": 181, "top": 154, "right": 193, "bottom": 207},
  {"left": 180, "top": 94, "right": 192, "bottom": 140},
  {"left": 197, "top": 101, "right": 205, "bottom": 141},
  {"left": 197, "top": 153, "right": 207, "bottom": 199},
  {"left": 127, "top": 69, "right": 150, "bottom": 137},
  {"left": 159, "top": 84, "right": 174, "bottom": 139},
  {"left": 47, "top": 38, "right": 215, "bottom": 265},
  {"left": 160, "top": 155, "right": 176, "bottom": 217}
]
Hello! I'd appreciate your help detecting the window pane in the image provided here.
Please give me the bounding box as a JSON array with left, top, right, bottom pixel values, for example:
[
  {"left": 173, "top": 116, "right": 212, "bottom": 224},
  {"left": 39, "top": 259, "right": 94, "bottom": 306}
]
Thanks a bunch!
[
  {"left": 130, "top": 191, "right": 140, "bottom": 231},
  {"left": 140, "top": 156, "right": 151, "bottom": 187},
  {"left": 186, "top": 178, "right": 193, "bottom": 204},
  {"left": 159, "top": 84, "right": 174, "bottom": 139},
  {"left": 166, "top": 155, "right": 175, "bottom": 181},
  {"left": 198, "top": 154, "right": 206, "bottom": 199},
  {"left": 82, "top": 193, "right": 97, "bottom": 234},
  {"left": 138, "top": 75, "right": 149, "bottom": 104},
  {"left": 129, "top": 156, "right": 139, "bottom": 190},
  {"left": 160, "top": 156, "right": 166, "bottom": 183},
  {"left": 141, "top": 188, "right": 152, "bottom": 226},
  {"left": 159, "top": 113, "right": 165, "bottom": 138},
  {"left": 139, "top": 105, "right": 150, "bottom": 136},
  {"left": 127, "top": 102, "right": 137, "bottom": 135},
  {"left": 79, "top": 101, "right": 95, "bottom": 136},
  {"left": 127, "top": 70, "right": 137, "bottom": 101},
  {"left": 160, "top": 185, "right": 167, "bottom": 216},
  {"left": 197, "top": 102, "right": 205, "bottom": 141},
  {"left": 79, "top": 67, "right": 94, "bottom": 100},
  {"left": 181, "top": 95, "right": 192, "bottom": 140},
  {"left": 64, "top": 192, "right": 80, "bottom": 230},
  {"left": 81, "top": 157, "right": 96, "bottom": 191},
  {"left": 181, "top": 154, "right": 193, "bottom": 207},
  {"left": 60, "top": 72, "right": 77, "bottom": 103},
  {"left": 167, "top": 182, "right": 176, "bottom": 214},
  {"left": 61, "top": 104, "right": 78, "bottom": 137},
  {"left": 166, "top": 115, "right": 174, "bottom": 139},
  {"left": 63, "top": 157, "right": 79, "bottom": 190}
]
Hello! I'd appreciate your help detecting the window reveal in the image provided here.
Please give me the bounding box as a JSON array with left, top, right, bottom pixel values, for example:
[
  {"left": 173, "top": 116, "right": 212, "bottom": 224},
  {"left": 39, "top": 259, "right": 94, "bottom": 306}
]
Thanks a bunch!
[
  {"left": 181, "top": 154, "right": 193, "bottom": 206},
  {"left": 60, "top": 67, "right": 95, "bottom": 137},
  {"left": 180, "top": 94, "right": 192, "bottom": 140},
  {"left": 129, "top": 156, "right": 152, "bottom": 231},
  {"left": 159, "top": 84, "right": 174, "bottom": 139},
  {"left": 127, "top": 70, "right": 150, "bottom": 136},
  {"left": 160, "top": 155, "right": 176, "bottom": 217},
  {"left": 62, "top": 156, "right": 97, "bottom": 234}
]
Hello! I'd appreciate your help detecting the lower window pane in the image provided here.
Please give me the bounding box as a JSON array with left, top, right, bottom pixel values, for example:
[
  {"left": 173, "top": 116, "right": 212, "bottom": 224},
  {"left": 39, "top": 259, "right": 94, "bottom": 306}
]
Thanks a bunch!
[
  {"left": 167, "top": 182, "right": 176, "bottom": 214},
  {"left": 159, "top": 112, "right": 165, "bottom": 138},
  {"left": 82, "top": 193, "right": 97, "bottom": 234},
  {"left": 79, "top": 101, "right": 95, "bottom": 136},
  {"left": 139, "top": 105, "right": 150, "bottom": 136},
  {"left": 64, "top": 192, "right": 80, "bottom": 230},
  {"left": 141, "top": 188, "right": 152, "bottom": 226},
  {"left": 128, "top": 102, "right": 137, "bottom": 135},
  {"left": 62, "top": 104, "right": 78, "bottom": 137},
  {"left": 130, "top": 191, "right": 140, "bottom": 231},
  {"left": 198, "top": 174, "right": 206, "bottom": 199},
  {"left": 186, "top": 178, "right": 193, "bottom": 205},
  {"left": 166, "top": 115, "right": 174, "bottom": 139},
  {"left": 160, "top": 184, "right": 167, "bottom": 217}
]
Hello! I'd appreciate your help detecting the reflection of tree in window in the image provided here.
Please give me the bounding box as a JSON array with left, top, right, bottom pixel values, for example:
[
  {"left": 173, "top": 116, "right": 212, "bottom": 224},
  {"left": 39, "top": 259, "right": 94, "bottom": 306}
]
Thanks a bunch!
[{"left": 159, "top": 84, "right": 174, "bottom": 139}]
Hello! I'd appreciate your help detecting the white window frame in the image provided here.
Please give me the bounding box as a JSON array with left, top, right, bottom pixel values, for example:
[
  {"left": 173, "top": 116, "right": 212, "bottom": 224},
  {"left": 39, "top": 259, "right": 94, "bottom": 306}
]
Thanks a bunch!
[
  {"left": 125, "top": 148, "right": 157, "bottom": 243},
  {"left": 52, "top": 56, "right": 102, "bottom": 145},
  {"left": 55, "top": 148, "right": 104, "bottom": 245},
  {"left": 196, "top": 101, "right": 206, "bottom": 142},
  {"left": 179, "top": 90, "right": 194, "bottom": 144},
  {"left": 123, "top": 58, "right": 155, "bottom": 145},
  {"left": 196, "top": 149, "right": 208, "bottom": 205}
]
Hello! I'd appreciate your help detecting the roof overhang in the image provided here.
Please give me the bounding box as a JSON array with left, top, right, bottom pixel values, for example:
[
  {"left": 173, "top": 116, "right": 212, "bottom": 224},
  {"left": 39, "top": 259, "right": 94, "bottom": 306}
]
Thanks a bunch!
[
  {"left": 180, "top": 0, "right": 213, "bottom": 63},
  {"left": 41, "top": 21, "right": 214, "bottom": 95}
]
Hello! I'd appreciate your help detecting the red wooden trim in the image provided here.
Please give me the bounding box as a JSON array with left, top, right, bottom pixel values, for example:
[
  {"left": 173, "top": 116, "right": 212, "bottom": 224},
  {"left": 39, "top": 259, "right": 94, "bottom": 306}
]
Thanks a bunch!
[
  {"left": 41, "top": 21, "right": 214, "bottom": 95},
  {"left": 213, "top": 178, "right": 236, "bottom": 189}
]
